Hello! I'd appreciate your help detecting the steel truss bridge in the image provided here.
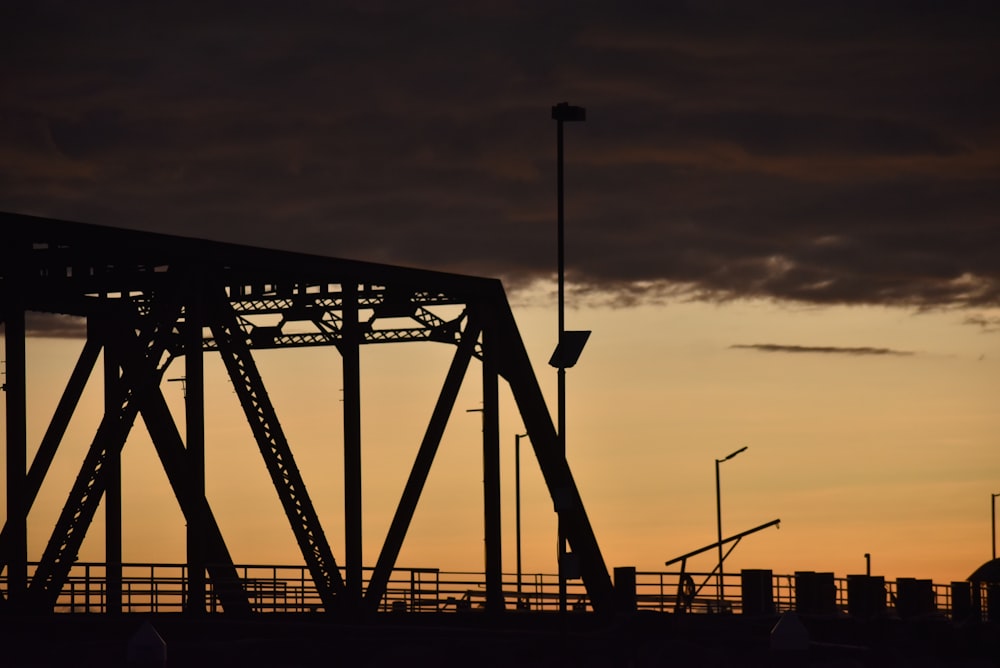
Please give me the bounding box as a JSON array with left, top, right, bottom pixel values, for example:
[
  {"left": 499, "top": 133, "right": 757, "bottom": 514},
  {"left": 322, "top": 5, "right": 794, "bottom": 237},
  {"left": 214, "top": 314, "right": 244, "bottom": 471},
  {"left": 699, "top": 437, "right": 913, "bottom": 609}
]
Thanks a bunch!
[{"left": 0, "top": 212, "right": 616, "bottom": 615}]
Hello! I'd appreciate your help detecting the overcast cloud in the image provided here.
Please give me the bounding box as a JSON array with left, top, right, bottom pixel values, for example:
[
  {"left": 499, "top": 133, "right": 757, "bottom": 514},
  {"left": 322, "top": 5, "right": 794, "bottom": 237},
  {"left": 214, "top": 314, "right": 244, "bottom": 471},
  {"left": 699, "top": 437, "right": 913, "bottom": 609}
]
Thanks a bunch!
[{"left": 2, "top": 2, "right": 998, "bottom": 310}]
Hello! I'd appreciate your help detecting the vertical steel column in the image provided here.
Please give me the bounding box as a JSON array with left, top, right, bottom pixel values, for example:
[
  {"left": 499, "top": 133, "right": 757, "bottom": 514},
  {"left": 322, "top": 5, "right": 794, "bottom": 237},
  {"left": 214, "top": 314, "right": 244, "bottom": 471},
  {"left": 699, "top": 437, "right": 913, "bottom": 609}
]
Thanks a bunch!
[
  {"left": 482, "top": 328, "right": 504, "bottom": 612},
  {"left": 4, "top": 302, "right": 27, "bottom": 607},
  {"left": 341, "top": 282, "right": 363, "bottom": 607},
  {"left": 103, "top": 322, "right": 123, "bottom": 614},
  {"left": 185, "top": 287, "right": 207, "bottom": 613}
]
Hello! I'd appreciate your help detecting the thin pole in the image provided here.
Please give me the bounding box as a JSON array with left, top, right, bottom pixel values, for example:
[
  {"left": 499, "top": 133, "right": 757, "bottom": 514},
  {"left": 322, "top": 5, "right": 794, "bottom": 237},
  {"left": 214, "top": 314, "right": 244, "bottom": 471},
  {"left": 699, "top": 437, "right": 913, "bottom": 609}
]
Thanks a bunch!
[
  {"left": 552, "top": 101, "right": 584, "bottom": 614},
  {"left": 715, "top": 446, "right": 747, "bottom": 610},
  {"left": 516, "top": 433, "right": 527, "bottom": 607},
  {"left": 715, "top": 458, "right": 723, "bottom": 608},
  {"left": 556, "top": 113, "right": 568, "bottom": 615},
  {"left": 993, "top": 493, "right": 999, "bottom": 561},
  {"left": 557, "top": 116, "right": 565, "bottom": 351}
]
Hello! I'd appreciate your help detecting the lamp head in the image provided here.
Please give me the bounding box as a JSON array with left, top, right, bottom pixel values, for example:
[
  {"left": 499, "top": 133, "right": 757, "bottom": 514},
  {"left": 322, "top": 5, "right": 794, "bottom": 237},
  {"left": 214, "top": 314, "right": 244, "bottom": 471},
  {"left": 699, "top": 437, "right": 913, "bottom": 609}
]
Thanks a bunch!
[
  {"left": 552, "top": 102, "right": 586, "bottom": 122},
  {"left": 720, "top": 446, "right": 748, "bottom": 462}
]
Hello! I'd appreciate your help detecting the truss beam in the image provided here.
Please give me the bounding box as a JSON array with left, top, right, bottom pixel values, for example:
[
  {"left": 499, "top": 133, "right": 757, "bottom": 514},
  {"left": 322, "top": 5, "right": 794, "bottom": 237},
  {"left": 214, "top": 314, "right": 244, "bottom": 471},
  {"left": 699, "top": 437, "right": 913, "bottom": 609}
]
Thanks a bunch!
[
  {"left": 210, "top": 294, "right": 346, "bottom": 610},
  {"left": 364, "top": 318, "right": 482, "bottom": 611},
  {"left": 27, "top": 301, "right": 182, "bottom": 609},
  {"left": 136, "top": 375, "right": 251, "bottom": 614},
  {"left": 0, "top": 336, "right": 101, "bottom": 573},
  {"left": 2, "top": 213, "right": 618, "bottom": 615},
  {"left": 488, "top": 287, "right": 617, "bottom": 612}
]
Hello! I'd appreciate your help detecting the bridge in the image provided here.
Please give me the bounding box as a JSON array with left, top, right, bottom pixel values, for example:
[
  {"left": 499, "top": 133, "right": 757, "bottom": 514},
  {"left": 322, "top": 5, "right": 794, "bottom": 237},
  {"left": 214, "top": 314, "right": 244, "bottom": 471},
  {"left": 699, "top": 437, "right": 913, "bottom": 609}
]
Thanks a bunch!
[
  {"left": 0, "top": 211, "right": 615, "bottom": 616},
  {"left": 4, "top": 212, "right": 1000, "bottom": 668}
]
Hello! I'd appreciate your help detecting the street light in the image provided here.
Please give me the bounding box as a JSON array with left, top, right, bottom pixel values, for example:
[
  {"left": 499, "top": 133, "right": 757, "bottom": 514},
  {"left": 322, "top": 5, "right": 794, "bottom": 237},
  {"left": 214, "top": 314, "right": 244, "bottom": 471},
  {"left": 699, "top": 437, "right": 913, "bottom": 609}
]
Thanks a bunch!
[
  {"left": 552, "top": 101, "right": 586, "bottom": 615},
  {"left": 716, "top": 446, "right": 748, "bottom": 610},
  {"left": 515, "top": 432, "right": 528, "bottom": 608},
  {"left": 992, "top": 492, "right": 1000, "bottom": 560}
]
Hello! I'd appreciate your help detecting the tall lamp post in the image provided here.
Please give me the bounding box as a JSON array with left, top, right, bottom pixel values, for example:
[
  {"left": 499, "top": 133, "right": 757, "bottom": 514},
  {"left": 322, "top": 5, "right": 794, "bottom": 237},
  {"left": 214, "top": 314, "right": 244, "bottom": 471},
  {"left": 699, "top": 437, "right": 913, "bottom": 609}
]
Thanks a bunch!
[
  {"left": 551, "top": 101, "right": 586, "bottom": 614},
  {"left": 515, "top": 432, "right": 528, "bottom": 607},
  {"left": 992, "top": 492, "right": 1000, "bottom": 560},
  {"left": 716, "top": 446, "right": 748, "bottom": 610}
]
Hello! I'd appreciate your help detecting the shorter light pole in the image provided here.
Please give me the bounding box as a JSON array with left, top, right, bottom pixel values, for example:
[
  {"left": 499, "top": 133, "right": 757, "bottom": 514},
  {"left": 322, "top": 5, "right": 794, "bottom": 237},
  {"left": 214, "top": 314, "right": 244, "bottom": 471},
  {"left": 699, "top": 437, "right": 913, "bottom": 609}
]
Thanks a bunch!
[
  {"left": 992, "top": 492, "right": 1000, "bottom": 561},
  {"left": 716, "top": 446, "right": 748, "bottom": 610},
  {"left": 515, "top": 432, "right": 528, "bottom": 607}
]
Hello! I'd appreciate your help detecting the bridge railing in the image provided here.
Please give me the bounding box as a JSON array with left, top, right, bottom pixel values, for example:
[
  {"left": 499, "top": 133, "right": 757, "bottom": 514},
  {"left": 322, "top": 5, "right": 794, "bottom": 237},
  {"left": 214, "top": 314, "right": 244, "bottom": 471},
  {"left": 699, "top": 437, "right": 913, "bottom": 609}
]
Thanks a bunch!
[
  {"left": 0, "top": 562, "right": 987, "bottom": 619},
  {"left": 634, "top": 570, "right": 970, "bottom": 620},
  {"left": 378, "top": 568, "right": 593, "bottom": 613}
]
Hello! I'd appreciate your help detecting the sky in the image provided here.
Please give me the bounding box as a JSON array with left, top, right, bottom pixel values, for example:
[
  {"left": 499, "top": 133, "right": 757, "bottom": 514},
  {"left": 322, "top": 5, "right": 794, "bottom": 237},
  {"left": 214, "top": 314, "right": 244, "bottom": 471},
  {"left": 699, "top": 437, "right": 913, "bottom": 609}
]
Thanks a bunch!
[{"left": 2, "top": 2, "right": 1000, "bottom": 590}]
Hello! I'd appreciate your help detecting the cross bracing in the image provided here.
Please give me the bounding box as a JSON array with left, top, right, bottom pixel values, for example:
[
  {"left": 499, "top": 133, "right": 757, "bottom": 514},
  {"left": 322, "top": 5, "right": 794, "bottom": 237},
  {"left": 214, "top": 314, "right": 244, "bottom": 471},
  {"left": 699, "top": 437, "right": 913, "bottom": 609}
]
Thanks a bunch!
[{"left": 0, "top": 211, "right": 615, "bottom": 615}]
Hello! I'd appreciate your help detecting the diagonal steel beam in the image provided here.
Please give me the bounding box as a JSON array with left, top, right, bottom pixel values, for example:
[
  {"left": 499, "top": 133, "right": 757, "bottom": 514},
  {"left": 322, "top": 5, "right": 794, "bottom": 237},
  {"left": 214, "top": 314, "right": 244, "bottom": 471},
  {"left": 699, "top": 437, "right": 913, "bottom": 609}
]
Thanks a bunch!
[
  {"left": 210, "top": 296, "right": 346, "bottom": 610},
  {"left": 136, "top": 382, "right": 251, "bottom": 614},
  {"left": 0, "top": 335, "right": 102, "bottom": 572},
  {"left": 363, "top": 318, "right": 482, "bottom": 612},
  {"left": 485, "top": 288, "right": 616, "bottom": 613},
  {"left": 27, "top": 302, "right": 182, "bottom": 609}
]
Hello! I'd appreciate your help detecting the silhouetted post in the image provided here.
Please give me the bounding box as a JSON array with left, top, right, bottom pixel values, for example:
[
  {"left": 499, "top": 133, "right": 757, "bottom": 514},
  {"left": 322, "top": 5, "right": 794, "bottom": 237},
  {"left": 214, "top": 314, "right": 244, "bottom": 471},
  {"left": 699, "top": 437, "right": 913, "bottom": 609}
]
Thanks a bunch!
[
  {"left": 515, "top": 432, "right": 528, "bottom": 607},
  {"left": 468, "top": 401, "right": 504, "bottom": 613},
  {"left": 4, "top": 275, "right": 27, "bottom": 609},
  {"left": 552, "top": 101, "right": 585, "bottom": 615},
  {"left": 715, "top": 446, "right": 747, "bottom": 610},
  {"left": 343, "top": 282, "right": 363, "bottom": 610},
  {"left": 185, "top": 283, "right": 206, "bottom": 614},
  {"left": 482, "top": 345, "right": 503, "bottom": 612},
  {"left": 105, "top": 324, "right": 123, "bottom": 615},
  {"left": 993, "top": 493, "right": 999, "bottom": 560}
]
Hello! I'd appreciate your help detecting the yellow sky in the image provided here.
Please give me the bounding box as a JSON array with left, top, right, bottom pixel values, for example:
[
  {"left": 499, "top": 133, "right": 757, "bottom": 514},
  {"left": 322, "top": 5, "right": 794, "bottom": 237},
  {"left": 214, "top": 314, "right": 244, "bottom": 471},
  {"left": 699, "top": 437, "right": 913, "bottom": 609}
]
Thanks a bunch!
[{"left": 4, "top": 294, "right": 1000, "bottom": 587}]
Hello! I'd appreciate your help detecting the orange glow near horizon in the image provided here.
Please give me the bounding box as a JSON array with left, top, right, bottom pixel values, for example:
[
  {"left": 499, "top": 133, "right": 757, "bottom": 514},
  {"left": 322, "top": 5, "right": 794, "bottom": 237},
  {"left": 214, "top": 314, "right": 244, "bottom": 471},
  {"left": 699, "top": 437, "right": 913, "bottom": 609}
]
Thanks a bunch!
[{"left": 3, "top": 296, "right": 999, "bottom": 588}]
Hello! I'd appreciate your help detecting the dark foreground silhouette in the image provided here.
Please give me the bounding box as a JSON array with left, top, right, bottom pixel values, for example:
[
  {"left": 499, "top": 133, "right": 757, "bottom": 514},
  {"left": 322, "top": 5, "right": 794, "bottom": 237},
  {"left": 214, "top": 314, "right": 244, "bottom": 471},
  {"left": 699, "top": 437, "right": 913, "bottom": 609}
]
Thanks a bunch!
[{"left": 2, "top": 611, "right": 998, "bottom": 668}]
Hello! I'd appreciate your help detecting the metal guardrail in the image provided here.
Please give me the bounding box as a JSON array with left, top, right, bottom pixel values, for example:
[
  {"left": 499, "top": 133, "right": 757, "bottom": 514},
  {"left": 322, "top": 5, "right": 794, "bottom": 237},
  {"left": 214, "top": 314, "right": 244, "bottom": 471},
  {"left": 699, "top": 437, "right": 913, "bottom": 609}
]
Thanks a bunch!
[{"left": 0, "top": 562, "right": 992, "bottom": 620}]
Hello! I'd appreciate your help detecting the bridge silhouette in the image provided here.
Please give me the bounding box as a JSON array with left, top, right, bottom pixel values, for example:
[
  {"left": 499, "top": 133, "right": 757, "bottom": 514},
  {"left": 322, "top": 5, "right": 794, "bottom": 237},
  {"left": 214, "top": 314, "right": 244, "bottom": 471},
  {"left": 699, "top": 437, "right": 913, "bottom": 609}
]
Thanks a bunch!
[
  {"left": 0, "top": 211, "right": 614, "bottom": 616},
  {"left": 4, "top": 213, "right": 1000, "bottom": 667}
]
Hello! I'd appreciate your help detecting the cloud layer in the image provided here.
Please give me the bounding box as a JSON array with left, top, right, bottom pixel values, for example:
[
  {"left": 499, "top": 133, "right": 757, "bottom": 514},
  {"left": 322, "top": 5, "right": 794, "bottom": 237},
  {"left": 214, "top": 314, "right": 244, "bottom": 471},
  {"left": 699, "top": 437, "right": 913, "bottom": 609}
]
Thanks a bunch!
[
  {"left": 730, "top": 343, "right": 913, "bottom": 356},
  {"left": 2, "top": 2, "right": 998, "bottom": 309}
]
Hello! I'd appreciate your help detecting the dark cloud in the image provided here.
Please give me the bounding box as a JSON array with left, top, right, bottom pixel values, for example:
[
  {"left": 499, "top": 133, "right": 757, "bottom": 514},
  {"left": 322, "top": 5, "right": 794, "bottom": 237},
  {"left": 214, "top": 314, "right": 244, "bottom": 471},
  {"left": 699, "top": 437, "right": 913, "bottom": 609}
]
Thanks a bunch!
[
  {"left": 731, "top": 343, "right": 914, "bottom": 356},
  {"left": 2, "top": 2, "right": 998, "bottom": 308},
  {"left": 963, "top": 314, "right": 1000, "bottom": 333},
  {"left": 0, "top": 313, "right": 88, "bottom": 339}
]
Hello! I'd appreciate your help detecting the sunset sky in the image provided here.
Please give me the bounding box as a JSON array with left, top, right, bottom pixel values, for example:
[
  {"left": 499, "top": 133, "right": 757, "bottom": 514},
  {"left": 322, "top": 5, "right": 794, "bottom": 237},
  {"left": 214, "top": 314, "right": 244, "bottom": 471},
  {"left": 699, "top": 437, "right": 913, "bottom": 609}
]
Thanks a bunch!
[{"left": 2, "top": 2, "right": 1000, "bottom": 588}]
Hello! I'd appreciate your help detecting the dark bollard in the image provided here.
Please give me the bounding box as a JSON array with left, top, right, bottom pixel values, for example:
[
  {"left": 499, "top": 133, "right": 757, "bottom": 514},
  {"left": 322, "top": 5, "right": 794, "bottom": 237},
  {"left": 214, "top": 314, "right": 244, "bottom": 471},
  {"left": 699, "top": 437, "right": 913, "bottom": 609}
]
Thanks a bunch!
[
  {"left": 847, "top": 574, "right": 886, "bottom": 620},
  {"left": 950, "top": 581, "right": 973, "bottom": 622},
  {"left": 741, "top": 569, "right": 775, "bottom": 616},
  {"left": 794, "top": 571, "right": 837, "bottom": 615},
  {"left": 895, "top": 578, "right": 935, "bottom": 619}
]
